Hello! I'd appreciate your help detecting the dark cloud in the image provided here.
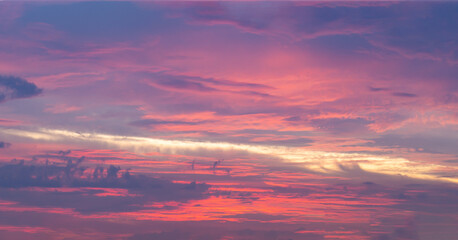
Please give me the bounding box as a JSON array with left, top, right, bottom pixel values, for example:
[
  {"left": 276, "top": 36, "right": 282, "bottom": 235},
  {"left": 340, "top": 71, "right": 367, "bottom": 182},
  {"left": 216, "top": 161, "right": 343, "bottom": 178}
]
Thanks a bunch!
[
  {"left": 130, "top": 119, "right": 210, "bottom": 128},
  {"left": 284, "top": 116, "right": 302, "bottom": 122},
  {"left": 0, "top": 75, "right": 42, "bottom": 103},
  {"left": 154, "top": 77, "right": 217, "bottom": 92},
  {"left": 235, "top": 90, "right": 275, "bottom": 98},
  {"left": 373, "top": 226, "right": 419, "bottom": 240},
  {"left": 0, "top": 141, "right": 11, "bottom": 148},
  {"left": 368, "top": 87, "right": 418, "bottom": 98},
  {"left": 128, "top": 231, "right": 188, "bottom": 240},
  {"left": 128, "top": 228, "right": 322, "bottom": 240},
  {"left": 0, "top": 159, "right": 210, "bottom": 213},
  {"left": 156, "top": 73, "right": 270, "bottom": 90},
  {"left": 367, "top": 134, "right": 458, "bottom": 155},
  {"left": 148, "top": 73, "right": 272, "bottom": 95},
  {"left": 224, "top": 213, "right": 291, "bottom": 221},
  {"left": 311, "top": 117, "right": 373, "bottom": 134},
  {"left": 369, "top": 86, "right": 390, "bottom": 92},
  {"left": 392, "top": 92, "right": 417, "bottom": 98},
  {"left": 444, "top": 159, "right": 458, "bottom": 163},
  {"left": 128, "top": 230, "right": 218, "bottom": 240}
]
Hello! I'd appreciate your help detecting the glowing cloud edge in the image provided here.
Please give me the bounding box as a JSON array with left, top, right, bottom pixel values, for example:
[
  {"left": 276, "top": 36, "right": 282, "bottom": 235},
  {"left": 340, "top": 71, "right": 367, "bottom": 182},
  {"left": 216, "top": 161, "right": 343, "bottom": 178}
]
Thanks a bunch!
[{"left": 1, "top": 127, "right": 456, "bottom": 183}]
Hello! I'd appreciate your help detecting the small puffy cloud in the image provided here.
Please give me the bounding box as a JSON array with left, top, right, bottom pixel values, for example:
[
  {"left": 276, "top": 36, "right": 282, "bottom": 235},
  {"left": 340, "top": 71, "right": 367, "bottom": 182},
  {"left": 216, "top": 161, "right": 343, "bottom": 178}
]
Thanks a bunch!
[{"left": 0, "top": 75, "right": 42, "bottom": 103}]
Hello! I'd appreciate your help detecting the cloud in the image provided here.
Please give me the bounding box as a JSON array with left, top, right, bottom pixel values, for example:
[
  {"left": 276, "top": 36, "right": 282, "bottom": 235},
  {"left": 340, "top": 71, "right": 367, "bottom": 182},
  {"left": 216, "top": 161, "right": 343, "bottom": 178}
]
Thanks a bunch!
[
  {"left": 369, "top": 86, "right": 390, "bottom": 92},
  {"left": 178, "top": 2, "right": 458, "bottom": 67},
  {"left": 223, "top": 213, "right": 291, "bottom": 221},
  {"left": 368, "top": 134, "right": 458, "bottom": 155},
  {"left": 0, "top": 141, "right": 11, "bottom": 148},
  {"left": 0, "top": 2, "right": 456, "bottom": 240},
  {"left": 128, "top": 231, "right": 189, "bottom": 240},
  {"left": 130, "top": 119, "right": 209, "bottom": 128},
  {"left": 310, "top": 117, "right": 373, "bottom": 134},
  {"left": 368, "top": 3, "right": 458, "bottom": 65},
  {"left": 127, "top": 228, "right": 320, "bottom": 240},
  {"left": 368, "top": 87, "right": 417, "bottom": 98},
  {"left": 1, "top": 127, "right": 455, "bottom": 184},
  {"left": 154, "top": 77, "right": 217, "bottom": 92},
  {"left": 392, "top": 92, "right": 417, "bottom": 98},
  {"left": 146, "top": 73, "right": 273, "bottom": 96},
  {"left": 178, "top": 2, "right": 377, "bottom": 39},
  {"left": 152, "top": 73, "right": 270, "bottom": 90},
  {"left": 0, "top": 159, "right": 210, "bottom": 213},
  {"left": 0, "top": 75, "right": 42, "bottom": 103},
  {"left": 373, "top": 222, "right": 419, "bottom": 240}
]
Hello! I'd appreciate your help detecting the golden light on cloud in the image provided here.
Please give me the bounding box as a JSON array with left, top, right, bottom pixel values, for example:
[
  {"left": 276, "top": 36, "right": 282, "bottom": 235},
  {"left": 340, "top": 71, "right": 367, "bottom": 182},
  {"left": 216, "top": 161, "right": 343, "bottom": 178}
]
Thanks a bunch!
[{"left": 1, "top": 128, "right": 456, "bottom": 183}]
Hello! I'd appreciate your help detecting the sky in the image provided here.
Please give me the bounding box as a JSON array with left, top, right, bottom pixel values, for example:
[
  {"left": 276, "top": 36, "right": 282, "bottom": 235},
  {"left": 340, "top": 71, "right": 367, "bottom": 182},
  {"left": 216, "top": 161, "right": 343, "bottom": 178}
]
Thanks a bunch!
[{"left": 0, "top": 1, "right": 457, "bottom": 240}]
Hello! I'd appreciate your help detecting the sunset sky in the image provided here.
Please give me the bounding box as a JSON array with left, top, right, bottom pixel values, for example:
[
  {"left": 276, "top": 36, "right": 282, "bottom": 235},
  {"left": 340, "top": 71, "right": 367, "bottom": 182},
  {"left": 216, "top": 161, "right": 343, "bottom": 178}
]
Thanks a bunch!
[{"left": 0, "top": 1, "right": 457, "bottom": 240}]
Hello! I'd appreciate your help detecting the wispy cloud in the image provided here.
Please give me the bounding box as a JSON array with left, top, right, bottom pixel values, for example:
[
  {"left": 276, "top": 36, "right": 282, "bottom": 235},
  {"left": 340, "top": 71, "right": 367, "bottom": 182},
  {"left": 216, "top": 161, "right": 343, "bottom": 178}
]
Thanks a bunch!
[{"left": 1, "top": 127, "right": 455, "bottom": 183}]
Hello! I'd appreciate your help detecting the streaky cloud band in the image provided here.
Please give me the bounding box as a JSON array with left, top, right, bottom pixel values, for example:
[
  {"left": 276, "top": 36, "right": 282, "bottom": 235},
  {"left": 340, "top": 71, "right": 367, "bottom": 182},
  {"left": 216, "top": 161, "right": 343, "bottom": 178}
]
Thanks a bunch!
[{"left": 1, "top": 127, "right": 456, "bottom": 183}]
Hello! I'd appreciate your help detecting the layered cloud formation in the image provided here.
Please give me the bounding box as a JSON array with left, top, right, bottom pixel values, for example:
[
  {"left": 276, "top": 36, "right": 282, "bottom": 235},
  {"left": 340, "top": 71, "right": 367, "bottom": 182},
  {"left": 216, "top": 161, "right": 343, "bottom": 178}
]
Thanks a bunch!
[{"left": 0, "top": 1, "right": 457, "bottom": 240}]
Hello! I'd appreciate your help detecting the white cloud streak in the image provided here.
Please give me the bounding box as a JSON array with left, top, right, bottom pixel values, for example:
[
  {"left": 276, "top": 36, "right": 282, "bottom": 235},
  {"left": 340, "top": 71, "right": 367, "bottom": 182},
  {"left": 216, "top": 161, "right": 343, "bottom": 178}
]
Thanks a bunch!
[{"left": 1, "top": 127, "right": 456, "bottom": 183}]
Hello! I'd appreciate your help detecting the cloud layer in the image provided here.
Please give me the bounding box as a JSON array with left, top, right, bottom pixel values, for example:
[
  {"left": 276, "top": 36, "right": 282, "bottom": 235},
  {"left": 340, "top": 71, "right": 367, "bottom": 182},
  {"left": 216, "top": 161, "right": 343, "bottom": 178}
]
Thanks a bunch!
[{"left": 0, "top": 1, "right": 457, "bottom": 239}]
